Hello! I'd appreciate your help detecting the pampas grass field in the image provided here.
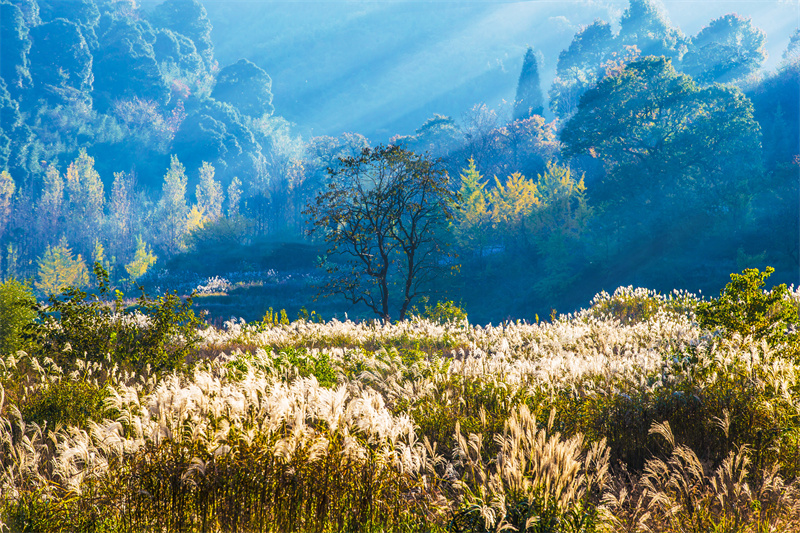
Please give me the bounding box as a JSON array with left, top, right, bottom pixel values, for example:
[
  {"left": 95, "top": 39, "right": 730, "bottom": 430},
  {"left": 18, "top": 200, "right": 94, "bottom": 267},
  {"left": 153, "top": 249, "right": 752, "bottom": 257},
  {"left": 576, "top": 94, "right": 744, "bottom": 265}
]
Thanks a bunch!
[{"left": 1, "top": 270, "right": 799, "bottom": 532}]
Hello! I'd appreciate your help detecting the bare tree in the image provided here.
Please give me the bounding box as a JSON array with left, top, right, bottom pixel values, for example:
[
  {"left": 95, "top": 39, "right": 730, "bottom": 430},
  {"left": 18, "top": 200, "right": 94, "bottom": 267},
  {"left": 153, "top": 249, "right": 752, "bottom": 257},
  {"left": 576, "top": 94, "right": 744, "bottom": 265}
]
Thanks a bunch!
[{"left": 304, "top": 145, "right": 458, "bottom": 321}]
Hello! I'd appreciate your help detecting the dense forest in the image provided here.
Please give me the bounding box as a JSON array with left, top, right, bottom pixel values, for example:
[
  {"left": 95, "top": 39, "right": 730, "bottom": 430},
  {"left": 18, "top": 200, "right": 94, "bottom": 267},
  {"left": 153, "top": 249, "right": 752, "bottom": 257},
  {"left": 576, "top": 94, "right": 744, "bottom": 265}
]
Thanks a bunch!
[{"left": 0, "top": 0, "right": 797, "bottom": 323}]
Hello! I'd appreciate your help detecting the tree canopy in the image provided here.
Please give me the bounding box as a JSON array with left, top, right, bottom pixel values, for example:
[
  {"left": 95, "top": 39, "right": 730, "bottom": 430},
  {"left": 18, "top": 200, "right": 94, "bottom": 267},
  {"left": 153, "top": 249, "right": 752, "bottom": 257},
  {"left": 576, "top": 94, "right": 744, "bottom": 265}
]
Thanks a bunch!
[
  {"left": 561, "top": 56, "right": 762, "bottom": 244},
  {"left": 682, "top": 14, "right": 766, "bottom": 84},
  {"left": 305, "top": 146, "right": 457, "bottom": 321}
]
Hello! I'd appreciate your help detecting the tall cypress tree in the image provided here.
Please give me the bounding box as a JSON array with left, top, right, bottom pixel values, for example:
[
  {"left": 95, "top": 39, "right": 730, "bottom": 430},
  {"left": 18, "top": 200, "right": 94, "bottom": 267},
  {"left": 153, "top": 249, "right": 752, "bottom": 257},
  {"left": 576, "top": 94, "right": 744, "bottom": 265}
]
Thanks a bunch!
[{"left": 513, "top": 47, "right": 544, "bottom": 121}]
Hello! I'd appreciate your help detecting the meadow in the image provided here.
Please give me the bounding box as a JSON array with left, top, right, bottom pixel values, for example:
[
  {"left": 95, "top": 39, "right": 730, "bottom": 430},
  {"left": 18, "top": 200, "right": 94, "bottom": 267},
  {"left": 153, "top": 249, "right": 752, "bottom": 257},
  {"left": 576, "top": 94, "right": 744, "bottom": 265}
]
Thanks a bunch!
[{"left": 1, "top": 268, "right": 799, "bottom": 532}]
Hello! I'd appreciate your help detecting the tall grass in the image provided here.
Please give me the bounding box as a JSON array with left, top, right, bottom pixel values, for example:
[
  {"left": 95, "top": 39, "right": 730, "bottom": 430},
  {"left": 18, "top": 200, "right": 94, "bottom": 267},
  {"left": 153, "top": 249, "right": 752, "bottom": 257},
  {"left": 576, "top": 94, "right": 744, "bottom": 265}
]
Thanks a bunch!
[{"left": 1, "top": 273, "right": 799, "bottom": 531}]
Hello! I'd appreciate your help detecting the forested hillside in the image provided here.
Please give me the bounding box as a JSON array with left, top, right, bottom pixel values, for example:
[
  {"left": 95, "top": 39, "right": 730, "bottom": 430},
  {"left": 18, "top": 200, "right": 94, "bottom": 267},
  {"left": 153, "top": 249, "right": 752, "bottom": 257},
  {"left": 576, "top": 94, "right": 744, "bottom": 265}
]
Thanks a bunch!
[{"left": 0, "top": 0, "right": 797, "bottom": 324}]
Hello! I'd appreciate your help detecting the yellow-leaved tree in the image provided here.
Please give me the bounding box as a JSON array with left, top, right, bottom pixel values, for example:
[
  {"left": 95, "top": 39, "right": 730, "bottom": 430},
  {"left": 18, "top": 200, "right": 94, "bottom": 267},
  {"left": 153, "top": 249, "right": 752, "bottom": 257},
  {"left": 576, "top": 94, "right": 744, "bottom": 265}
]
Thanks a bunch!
[
  {"left": 125, "top": 236, "right": 157, "bottom": 282},
  {"left": 453, "top": 158, "right": 491, "bottom": 255},
  {"left": 35, "top": 237, "right": 89, "bottom": 295},
  {"left": 491, "top": 171, "right": 539, "bottom": 251}
]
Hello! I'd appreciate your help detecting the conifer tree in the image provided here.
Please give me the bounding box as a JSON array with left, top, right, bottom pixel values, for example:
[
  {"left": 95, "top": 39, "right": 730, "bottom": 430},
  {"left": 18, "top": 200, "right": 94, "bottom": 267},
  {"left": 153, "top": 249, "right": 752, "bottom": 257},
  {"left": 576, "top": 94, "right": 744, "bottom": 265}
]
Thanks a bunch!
[
  {"left": 196, "top": 161, "right": 224, "bottom": 222},
  {"left": 513, "top": 47, "right": 544, "bottom": 121},
  {"left": 454, "top": 158, "right": 491, "bottom": 253},
  {"left": 491, "top": 172, "right": 539, "bottom": 250},
  {"left": 35, "top": 237, "right": 89, "bottom": 295},
  {"left": 155, "top": 155, "right": 189, "bottom": 255},
  {"left": 65, "top": 150, "right": 104, "bottom": 255},
  {"left": 125, "top": 235, "right": 157, "bottom": 282},
  {"left": 36, "top": 165, "right": 63, "bottom": 243}
]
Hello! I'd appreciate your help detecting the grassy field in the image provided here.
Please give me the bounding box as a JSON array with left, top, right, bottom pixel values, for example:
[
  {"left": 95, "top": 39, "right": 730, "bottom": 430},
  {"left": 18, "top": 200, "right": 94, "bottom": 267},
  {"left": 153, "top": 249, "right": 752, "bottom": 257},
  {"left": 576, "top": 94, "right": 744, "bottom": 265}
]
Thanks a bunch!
[{"left": 1, "top": 269, "right": 799, "bottom": 532}]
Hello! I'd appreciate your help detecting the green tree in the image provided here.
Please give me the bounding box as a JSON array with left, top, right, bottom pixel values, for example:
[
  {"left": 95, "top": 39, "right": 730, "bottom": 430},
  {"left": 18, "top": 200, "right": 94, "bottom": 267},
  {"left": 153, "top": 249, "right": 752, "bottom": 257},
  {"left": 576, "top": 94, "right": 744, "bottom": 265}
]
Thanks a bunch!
[
  {"left": 0, "top": 2, "right": 32, "bottom": 99},
  {"left": 454, "top": 158, "right": 491, "bottom": 254},
  {"left": 211, "top": 59, "right": 274, "bottom": 118},
  {"left": 0, "top": 277, "right": 36, "bottom": 354},
  {"left": 531, "top": 161, "right": 590, "bottom": 239},
  {"left": 530, "top": 162, "right": 591, "bottom": 292},
  {"left": 561, "top": 57, "right": 762, "bottom": 243},
  {"left": 304, "top": 145, "right": 458, "bottom": 321},
  {"left": 490, "top": 172, "right": 539, "bottom": 250},
  {"left": 617, "top": 0, "right": 687, "bottom": 60},
  {"left": 125, "top": 235, "right": 157, "bottom": 282},
  {"left": 513, "top": 47, "right": 544, "bottom": 120},
  {"left": 196, "top": 161, "right": 224, "bottom": 222},
  {"left": 392, "top": 114, "right": 460, "bottom": 159},
  {"left": 155, "top": 155, "right": 189, "bottom": 255},
  {"left": 28, "top": 18, "right": 93, "bottom": 105},
  {"left": 35, "top": 237, "right": 89, "bottom": 295},
  {"left": 65, "top": 149, "right": 104, "bottom": 255},
  {"left": 92, "top": 17, "right": 169, "bottom": 112},
  {"left": 149, "top": 0, "right": 214, "bottom": 68},
  {"left": 682, "top": 14, "right": 767, "bottom": 84},
  {"left": 698, "top": 267, "right": 799, "bottom": 345},
  {"left": 549, "top": 21, "right": 614, "bottom": 119}
]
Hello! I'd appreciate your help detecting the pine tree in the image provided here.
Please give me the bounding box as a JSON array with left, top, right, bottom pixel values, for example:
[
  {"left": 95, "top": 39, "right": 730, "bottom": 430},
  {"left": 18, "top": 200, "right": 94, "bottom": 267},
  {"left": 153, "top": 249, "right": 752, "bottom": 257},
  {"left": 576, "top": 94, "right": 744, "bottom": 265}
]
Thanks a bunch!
[
  {"left": 35, "top": 237, "right": 89, "bottom": 295},
  {"left": 454, "top": 158, "right": 491, "bottom": 254},
  {"left": 65, "top": 149, "right": 104, "bottom": 255},
  {"left": 513, "top": 47, "right": 544, "bottom": 121},
  {"left": 196, "top": 161, "right": 224, "bottom": 222},
  {"left": 125, "top": 235, "right": 157, "bottom": 282},
  {"left": 0, "top": 170, "right": 15, "bottom": 242},
  {"left": 155, "top": 155, "right": 189, "bottom": 255}
]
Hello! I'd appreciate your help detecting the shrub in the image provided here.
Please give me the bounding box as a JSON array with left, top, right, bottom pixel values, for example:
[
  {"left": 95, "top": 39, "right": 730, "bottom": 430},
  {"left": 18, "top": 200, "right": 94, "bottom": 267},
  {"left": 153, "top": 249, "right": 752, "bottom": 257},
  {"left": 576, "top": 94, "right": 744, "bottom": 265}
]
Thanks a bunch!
[
  {"left": 21, "top": 379, "right": 107, "bottom": 431},
  {"left": 27, "top": 263, "right": 202, "bottom": 374},
  {"left": 412, "top": 298, "right": 468, "bottom": 325},
  {"left": 697, "top": 267, "right": 800, "bottom": 345},
  {"left": 0, "top": 278, "right": 37, "bottom": 355}
]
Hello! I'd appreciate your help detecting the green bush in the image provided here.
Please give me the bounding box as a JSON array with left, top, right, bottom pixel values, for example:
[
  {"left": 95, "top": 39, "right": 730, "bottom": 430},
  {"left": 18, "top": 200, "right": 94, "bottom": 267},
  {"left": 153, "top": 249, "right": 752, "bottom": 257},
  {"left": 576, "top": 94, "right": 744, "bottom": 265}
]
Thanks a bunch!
[
  {"left": 412, "top": 299, "right": 468, "bottom": 325},
  {"left": 27, "top": 263, "right": 203, "bottom": 375},
  {"left": 0, "top": 278, "right": 37, "bottom": 355},
  {"left": 21, "top": 379, "right": 108, "bottom": 431},
  {"left": 697, "top": 267, "right": 799, "bottom": 344}
]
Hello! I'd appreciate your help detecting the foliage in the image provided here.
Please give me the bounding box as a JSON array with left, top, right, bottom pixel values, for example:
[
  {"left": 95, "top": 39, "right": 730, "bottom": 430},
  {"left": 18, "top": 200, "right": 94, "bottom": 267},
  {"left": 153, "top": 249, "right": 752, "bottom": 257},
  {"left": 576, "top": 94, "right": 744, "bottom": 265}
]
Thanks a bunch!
[
  {"left": 697, "top": 267, "right": 800, "bottom": 345},
  {"left": 561, "top": 56, "right": 763, "bottom": 248},
  {"left": 0, "top": 278, "right": 36, "bottom": 355},
  {"left": 28, "top": 263, "right": 202, "bottom": 374},
  {"left": 21, "top": 378, "right": 107, "bottom": 432},
  {"left": 411, "top": 299, "right": 468, "bottom": 326},
  {"left": 453, "top": 158, "right": 491, "bottom": 252},
  {"left": 513, "top": 47, "right": 544, "bottom": 120},
  {"left": 211, "top": 58, "right": 274, "bottom": 118},
  {"left": 155, "top": 155, "right": 190, "bottom": 255},
  {"left": 125, "top": 235, "right": 158, "bottom": 282},
  {"left": 34, "top": 237, "right": 90, "bottom": 296},
  {"left": 305, "top": 145, "right": 458, "bottom": 321},
  {"left": 2, "top": 270, "right": 800, "bottom": 531},
  {"left": 616, "top": 0, "right": 687, "bottom": 60},
  {"left": 682, "top": 14, "right": 767, "bottom": 84}
]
